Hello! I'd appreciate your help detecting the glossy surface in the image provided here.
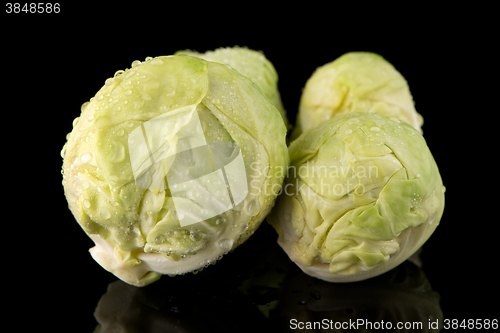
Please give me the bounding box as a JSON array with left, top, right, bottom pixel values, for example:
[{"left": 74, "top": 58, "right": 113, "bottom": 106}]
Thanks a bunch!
[{"left": 8, "top": 19, "right": 497, "bottom": 333}]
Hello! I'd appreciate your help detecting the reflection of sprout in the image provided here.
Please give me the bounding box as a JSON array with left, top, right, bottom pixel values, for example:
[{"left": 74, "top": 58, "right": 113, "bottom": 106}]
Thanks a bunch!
[
  {"left": 92, "top": 232, "right": 443, "bottom": 332},
  {"left": 273, "top": 259, "right": 443, "bottom": 332},
  {"left": 269, "top": 112, "right": 445, "bottom": 283},
  {"left": 292, "top": 52, "right": 422, "bottom": 139},
  {"left": 61, "top": 52, "right": 289, "bottom": 286},
  {"left": 92, "top": 223, "right": 284, "bottom": 332},
  {"left": 93, "top": 279, "right": 268, "bottom": 332}
]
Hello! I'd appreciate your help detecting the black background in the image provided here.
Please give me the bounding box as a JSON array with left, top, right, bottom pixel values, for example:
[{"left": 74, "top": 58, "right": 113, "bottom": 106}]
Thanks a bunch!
[{"left": 2, "top": 4, "right": 497, "bottom": 332}]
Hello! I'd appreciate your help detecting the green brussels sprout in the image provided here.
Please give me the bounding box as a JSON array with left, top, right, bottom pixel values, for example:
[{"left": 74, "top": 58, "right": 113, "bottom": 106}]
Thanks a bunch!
[
  {"left": 268, "top": 112, "right": 444, "bottom": 282},
  {"left": 292, "top": 52, "right": 423, "bottom": 139},
  {"left": 176, "top": 46, "right": 288, "bottom": 128},
  {"left": 61, "top": 53, "right": 289, "bottom": 286}
]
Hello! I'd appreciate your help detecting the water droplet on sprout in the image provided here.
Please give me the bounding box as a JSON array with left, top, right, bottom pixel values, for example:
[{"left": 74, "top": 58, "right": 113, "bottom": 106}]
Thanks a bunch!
[
  {"left": 218, "top": 239, "right": 233, "bottom": 251},
  {"left": 114, "top": 70, "right": 125, "bottom": 77},
  {"left": 81, "top": 180, "right": 90, "bottom": 190},
  {"left": 80, "top": 153, "right": 92, "bottom": 164},
  {"left": 81, "top": 102, "right": 90, "bottom": 112},
  {"left": 100, "top": 207, "right": 111, "bottom": 219}
]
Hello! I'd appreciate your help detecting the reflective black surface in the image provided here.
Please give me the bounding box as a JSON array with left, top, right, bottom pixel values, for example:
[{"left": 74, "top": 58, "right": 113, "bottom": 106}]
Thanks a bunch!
[
  {"left": 90, "top": 223, "right": 444, "bottom": 332},
  {"left": 5, "top": 7, "right": 497, "bottom": 333}
]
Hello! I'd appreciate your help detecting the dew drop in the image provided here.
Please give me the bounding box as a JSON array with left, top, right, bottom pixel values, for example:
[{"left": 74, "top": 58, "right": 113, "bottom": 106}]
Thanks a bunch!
[
  {"left": 131, "top": 60, "right": 141, "bottom": 68},
  {"left": 108, "top": 174, "right": 120, "bottom": 183},
  {"left": 124, "top": 90, "right": 132, "bottom": 96},
  {"left": 114, "top": 70, "right": 125, "bottom": 77},
  {"left": 60, "top": 145, "right": 67, "bottom": 158},
  {"left": 83, "top": 199, "right": 91, "bottom": 208},
  {"left": 109, "top": 141, "right": 126, "bottom": 162},
  {"left": 133, "top": 99, "right": 145, "bottom": 109},
  {"left": 95, "top": 116, "right": 111, "bottom": 129},
  {"left": 81, "top": 101, "right": 90, "bottom": 112},
  {"left": 111, "top": 86, "right": 123, "bottom": 95},
  {"left": 124, "top": 70, "right": 136, "bottom": 80},
  {"left": 245, "top": 199, "right": 259, "bottom": 215},
  {"left": 100, "top": 207, "right": 111, "bottom": 220},
  {"left": 105, "top": 78, "right": 114, "bottom": 86},
  {"left": 370, "top": 126, "right": 380, "bottom": 132},
  {"left": 81, "top": 180, "right": 90, "bottom": 190},
  {"left": 218, "top": 239, "right": 233, "bottom": 251},
  {"left": 80, "top": 152, "right": 92, "bottom": 164},
  {"left": 150, "top": 58, "right": 163, "bottom": 66},
  {"left": 116, "top": 128, "right": 125, "bottom": 136}
]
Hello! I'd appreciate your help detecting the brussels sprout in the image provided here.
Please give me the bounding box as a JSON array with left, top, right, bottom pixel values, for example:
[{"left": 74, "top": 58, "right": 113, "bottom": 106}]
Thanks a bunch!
[
  {"left": 176, "top": 46, "right": 288, "bottom": 128},
  {"left": 292, "top": 52, "right": 423, "bottom": 139},
  {"left": 61, "top": 54, "right": 289, "bottom": 286},
  {"left": 268, "top": 112, "right": 444, "bottom": 282}
]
